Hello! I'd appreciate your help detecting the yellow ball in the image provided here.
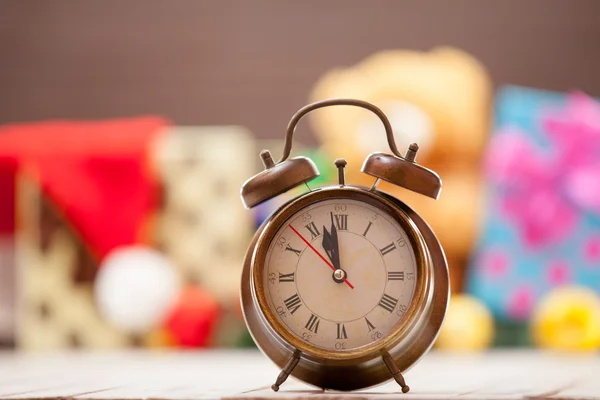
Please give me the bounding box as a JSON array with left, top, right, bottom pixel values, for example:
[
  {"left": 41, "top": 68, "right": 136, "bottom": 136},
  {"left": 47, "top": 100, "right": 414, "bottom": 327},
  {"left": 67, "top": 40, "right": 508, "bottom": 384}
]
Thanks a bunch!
[
  {"left": 532, "top": 286, "right": 600, "bottom": 351},
  {"left": 436, "top": 294, "right": 494, "bottom": 350}
]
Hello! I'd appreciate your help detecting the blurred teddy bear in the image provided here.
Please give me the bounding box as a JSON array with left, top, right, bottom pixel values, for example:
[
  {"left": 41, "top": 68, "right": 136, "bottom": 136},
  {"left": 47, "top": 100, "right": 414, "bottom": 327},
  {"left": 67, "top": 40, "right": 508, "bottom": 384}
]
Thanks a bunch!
[{"left": 309, "top": 47, "right": 492, "bottom": 291}]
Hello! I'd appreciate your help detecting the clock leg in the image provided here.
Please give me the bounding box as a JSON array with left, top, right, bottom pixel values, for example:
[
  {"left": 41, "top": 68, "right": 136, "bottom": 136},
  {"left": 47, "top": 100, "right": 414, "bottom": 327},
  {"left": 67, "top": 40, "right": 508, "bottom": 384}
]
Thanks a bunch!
[
  {"left": 382, "top": 352, "right": 410, "bottom": 393},
  {"left": 271, "top": 351, "right": 301, "bottom": 392}
]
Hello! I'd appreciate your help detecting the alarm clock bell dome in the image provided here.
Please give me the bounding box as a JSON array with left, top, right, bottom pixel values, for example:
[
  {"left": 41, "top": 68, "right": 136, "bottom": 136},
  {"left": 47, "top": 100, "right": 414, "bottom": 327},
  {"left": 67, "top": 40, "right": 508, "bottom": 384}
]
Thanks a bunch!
[
  {"left": 240, "top": 150, "right": 319, "bottom": 209},
  {"left": 362, "top": 143, "right": 442, "bottom": 199}
]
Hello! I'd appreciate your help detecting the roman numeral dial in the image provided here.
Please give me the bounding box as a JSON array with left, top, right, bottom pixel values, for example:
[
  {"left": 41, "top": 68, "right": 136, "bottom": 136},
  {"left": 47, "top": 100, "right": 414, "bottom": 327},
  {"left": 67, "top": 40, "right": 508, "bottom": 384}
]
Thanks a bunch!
[{"left": 264, "top": 198, "right": 418, "bottom": 352}]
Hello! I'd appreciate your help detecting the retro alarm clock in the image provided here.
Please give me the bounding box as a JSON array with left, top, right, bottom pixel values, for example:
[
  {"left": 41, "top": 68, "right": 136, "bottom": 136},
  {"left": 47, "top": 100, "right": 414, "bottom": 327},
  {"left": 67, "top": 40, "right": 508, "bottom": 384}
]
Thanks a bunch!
[{"left": 240, "top": 99, "right": 449, "bottom": 392}]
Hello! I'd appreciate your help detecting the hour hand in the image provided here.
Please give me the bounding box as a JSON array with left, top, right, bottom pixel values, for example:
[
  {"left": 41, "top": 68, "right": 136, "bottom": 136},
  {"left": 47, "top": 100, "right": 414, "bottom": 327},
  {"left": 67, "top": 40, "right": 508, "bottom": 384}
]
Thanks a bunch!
[
  {"left": 323, "top": 224, "right": 344, "bottom": 284},
  {"left": 322, "top": 226, "right": 346, "bottom": 284},
  {"left": 321, "top": 226, "right": 338, "bottom": 268}
]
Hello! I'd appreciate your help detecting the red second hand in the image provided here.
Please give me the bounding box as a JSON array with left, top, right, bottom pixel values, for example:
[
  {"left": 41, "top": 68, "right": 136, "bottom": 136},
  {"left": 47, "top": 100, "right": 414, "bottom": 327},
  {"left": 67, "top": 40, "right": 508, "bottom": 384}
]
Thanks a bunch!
[{"left": 289, "top": 225, "right": 354, "bottom": 289}]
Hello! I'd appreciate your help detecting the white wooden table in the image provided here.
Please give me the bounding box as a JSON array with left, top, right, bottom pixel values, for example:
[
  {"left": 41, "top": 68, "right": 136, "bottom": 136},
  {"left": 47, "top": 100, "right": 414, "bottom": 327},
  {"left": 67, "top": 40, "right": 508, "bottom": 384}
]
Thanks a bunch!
[{"left": 0, "top": 350, "right": 598, "bottom": 400}]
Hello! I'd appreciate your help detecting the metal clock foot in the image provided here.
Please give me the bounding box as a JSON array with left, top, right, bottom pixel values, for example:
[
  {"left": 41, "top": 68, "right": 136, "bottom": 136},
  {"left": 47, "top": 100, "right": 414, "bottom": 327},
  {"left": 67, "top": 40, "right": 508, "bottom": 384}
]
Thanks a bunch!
[
  {"left": 382, "top": 352, "right": 410, "bottom": 393},
  {"left": 271, "top": 351, "right": 301, "bottom": 392}
]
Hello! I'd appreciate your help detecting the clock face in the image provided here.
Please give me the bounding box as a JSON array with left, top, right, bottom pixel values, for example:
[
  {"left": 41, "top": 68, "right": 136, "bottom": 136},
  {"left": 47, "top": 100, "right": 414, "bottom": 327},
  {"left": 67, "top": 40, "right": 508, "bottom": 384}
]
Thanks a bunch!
[{"left": 262, "top": 198, "right": 418, "bottom": 352}]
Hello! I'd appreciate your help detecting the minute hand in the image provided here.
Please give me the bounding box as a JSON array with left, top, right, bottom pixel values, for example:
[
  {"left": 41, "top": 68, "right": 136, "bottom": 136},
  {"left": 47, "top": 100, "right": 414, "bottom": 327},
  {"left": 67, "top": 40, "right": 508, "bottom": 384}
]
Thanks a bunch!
[{"left": 329, "top": 212, "right": 341, "bottom": 269}]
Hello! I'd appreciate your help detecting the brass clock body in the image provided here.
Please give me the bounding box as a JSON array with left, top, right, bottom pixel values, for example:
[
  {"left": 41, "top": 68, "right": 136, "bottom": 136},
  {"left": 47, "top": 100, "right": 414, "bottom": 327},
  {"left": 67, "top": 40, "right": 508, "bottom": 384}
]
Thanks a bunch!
[
  {"left": 239, "top": 99, "right": 449, "bottom": 392},
  {"left": 241, "top": 186, "right": 449, "bottom": 391}
]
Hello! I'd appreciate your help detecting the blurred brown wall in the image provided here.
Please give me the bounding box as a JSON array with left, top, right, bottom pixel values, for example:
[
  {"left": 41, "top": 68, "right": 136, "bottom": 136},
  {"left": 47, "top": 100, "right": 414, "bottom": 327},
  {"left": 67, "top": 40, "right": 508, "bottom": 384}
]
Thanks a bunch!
[{"left": 1, "top": 0, "right": 600, "bottom": 143}]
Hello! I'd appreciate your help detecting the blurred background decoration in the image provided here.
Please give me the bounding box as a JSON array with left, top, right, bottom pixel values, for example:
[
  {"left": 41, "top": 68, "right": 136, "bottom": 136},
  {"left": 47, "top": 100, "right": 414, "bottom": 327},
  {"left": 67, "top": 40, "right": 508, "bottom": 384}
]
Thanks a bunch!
[
  {"left": 309, "top": 47, "right": 491, "bottom": 293},
  {"left": 1, "top": 1, "right": 600, "bottom": 352},
  {"left": 467, "top": 87, "right": 600, "bottom": 347}
]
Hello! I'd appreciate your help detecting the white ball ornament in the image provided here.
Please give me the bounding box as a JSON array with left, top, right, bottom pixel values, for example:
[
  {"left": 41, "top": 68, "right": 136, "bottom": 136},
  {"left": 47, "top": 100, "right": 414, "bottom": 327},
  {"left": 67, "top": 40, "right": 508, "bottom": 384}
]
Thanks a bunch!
[{"left": 95, "top": 246, "right": 181, "bottom": 334}]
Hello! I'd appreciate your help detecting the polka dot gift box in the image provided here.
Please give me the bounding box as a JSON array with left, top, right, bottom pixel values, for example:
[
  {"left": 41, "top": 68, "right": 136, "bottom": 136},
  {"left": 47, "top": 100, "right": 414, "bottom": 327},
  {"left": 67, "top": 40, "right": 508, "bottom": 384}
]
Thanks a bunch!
[{"left": 468, "top": 86, "right": 600, "bottom": 324}]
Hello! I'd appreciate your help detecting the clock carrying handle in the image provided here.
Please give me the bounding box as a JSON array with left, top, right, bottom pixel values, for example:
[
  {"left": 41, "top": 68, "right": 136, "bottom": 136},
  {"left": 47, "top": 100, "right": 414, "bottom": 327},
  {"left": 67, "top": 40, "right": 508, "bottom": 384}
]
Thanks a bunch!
[{"left": 277, "top": 98, "right": 403, "bottom": 164}]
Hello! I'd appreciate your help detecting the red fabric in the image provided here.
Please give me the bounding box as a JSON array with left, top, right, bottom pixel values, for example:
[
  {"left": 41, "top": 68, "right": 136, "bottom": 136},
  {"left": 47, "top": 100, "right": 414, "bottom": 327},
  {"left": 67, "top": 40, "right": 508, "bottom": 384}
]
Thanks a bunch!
[
  {"left": 0, "top": 117, "right": 169, "bottom": 259},
  {"left": 0, "top": 157, "right": 17, "bottom": 234}
]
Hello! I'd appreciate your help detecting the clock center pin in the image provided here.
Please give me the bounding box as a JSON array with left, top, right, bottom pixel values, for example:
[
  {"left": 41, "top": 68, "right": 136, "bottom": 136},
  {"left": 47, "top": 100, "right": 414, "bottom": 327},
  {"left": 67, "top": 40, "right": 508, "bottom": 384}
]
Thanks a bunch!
[{"left": 332, "top": 268, "right": 346, "bottom": 282}]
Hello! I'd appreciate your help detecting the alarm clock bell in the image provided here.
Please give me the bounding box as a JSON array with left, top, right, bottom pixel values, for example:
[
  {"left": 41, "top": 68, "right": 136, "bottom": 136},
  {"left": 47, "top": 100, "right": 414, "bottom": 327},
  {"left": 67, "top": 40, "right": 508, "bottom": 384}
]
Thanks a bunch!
[
  {"left": 362, "top": 144, "right": 442, "bottom": 200},
  {"left": 241, "top": 99, "right": 442, "bottom": 210},
  {"left": 240, "top": 151, "right": 319, "bottom": 209}
]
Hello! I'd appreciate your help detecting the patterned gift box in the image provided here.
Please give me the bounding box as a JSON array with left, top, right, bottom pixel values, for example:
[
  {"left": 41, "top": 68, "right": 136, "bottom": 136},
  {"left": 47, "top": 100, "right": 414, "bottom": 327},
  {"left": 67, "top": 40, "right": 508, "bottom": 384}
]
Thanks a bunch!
[
  {"left": 0, "top": 119, "right": 255, "bottom": 349},
  {"left": 468, "top": 86, "right": 600, "bottom": 322}
]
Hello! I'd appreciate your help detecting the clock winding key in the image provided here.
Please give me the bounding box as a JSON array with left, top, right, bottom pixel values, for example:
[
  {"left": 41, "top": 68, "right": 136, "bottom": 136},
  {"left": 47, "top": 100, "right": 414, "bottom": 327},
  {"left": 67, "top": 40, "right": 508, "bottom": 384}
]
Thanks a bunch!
[{"left": 335, "top": 158, "right": 347, "bottom": 186}]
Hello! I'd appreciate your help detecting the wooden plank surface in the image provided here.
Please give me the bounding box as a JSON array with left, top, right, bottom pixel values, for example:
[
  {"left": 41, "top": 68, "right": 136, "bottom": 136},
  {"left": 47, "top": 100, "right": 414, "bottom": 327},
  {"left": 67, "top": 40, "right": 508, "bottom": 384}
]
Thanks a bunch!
[{"left": 0, "top": 350, "right": 598, "bottom": 400}]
